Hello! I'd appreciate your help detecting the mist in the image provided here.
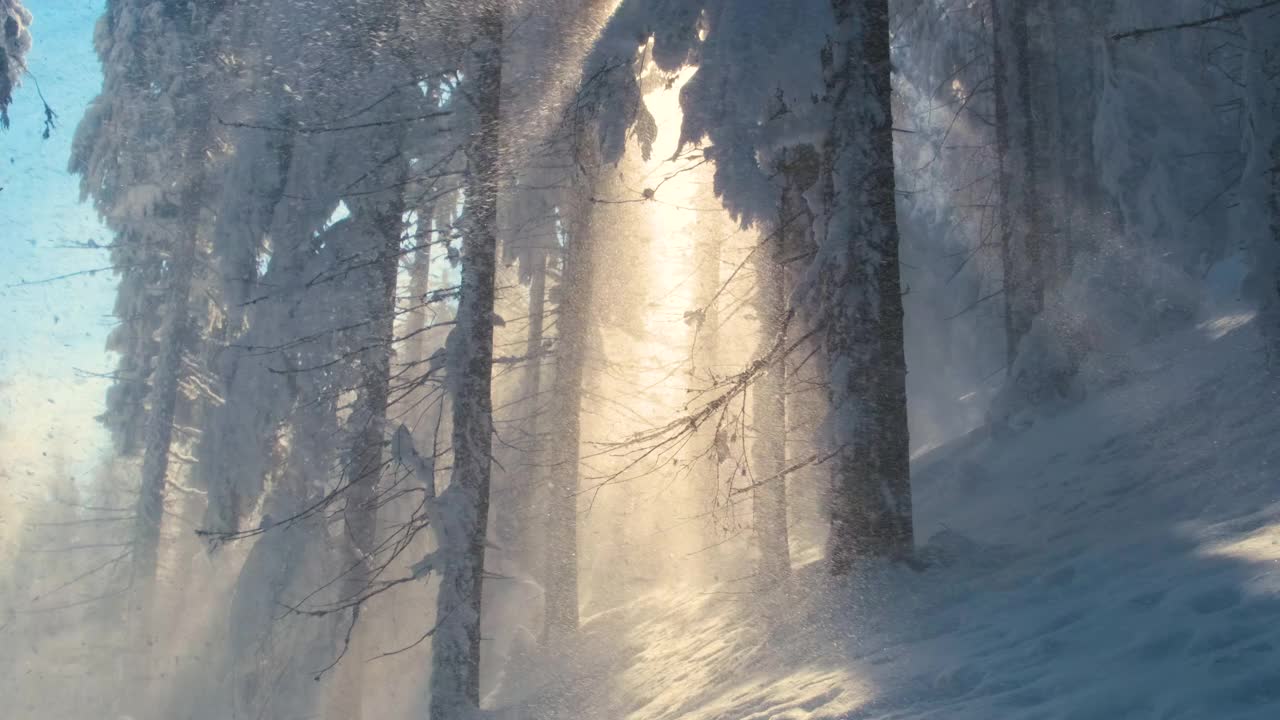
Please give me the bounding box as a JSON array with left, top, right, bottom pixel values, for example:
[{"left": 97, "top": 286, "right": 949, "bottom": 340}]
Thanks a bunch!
[{"left": 3, "top": 1, "right": 1280, "bottom": 719}]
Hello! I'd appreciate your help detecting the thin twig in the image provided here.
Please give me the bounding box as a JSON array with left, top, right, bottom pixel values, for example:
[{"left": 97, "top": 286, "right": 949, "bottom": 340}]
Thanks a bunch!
[{"left": 1112, "top": 0, "right": 1280, "bottom": 41}]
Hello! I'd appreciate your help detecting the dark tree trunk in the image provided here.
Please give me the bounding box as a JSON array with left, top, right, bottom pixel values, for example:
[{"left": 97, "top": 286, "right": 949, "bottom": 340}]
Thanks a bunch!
[
  {"left": 824, "top": 0, "right": 913, "bottom": 573},
  {"left": 132, "top": 187, "right": 200, "bottom": 630},
  {"left": 993, "top": 0, "right": 1045, "bottom": 368},
  {"left": 544, "top": 195, "right": 593, "bottom": 644},
  {"left": 512, "top": 249, "right": 547, "bottom": 572},
  {"left": 751, "top": 160, "right": 807, "bottom": 583},
  {"left": 407, "top": 202, "right": 436, "bottom": 368},
  {"left": 429, "top": 5, "right": 503, "bottom": 714},
  {"left": 691, "top": 217, "right": 723, "bottom": 547},
  {"left": 327, "top": 195, "right": 404, "bottom": 720}
]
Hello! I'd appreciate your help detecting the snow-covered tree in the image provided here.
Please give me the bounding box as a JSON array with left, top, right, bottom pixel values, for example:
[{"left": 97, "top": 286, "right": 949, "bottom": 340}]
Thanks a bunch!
[
  {"left": 70, "top": 1, "right": 235, "bottom": 653},
  {"left": 812, "top": 0, "right": 913, "bottom": 569},
  {"left": 429, "top": 3, "right": 505, "bottom": 714},
  {"left": 542, "top": 130, "right": 598, "bottom": 643},
  {"left": 992, "top": 0, "right": 1044, "bottom": 372},
  {"left": 749, "top": 148, "right": 815, "bottom": 582},
  {"left": 0, "top": 0, "right": 31, "bottom": 128},
  {"left": 581, "top": 0, "right": 913, "bottom": 569}
]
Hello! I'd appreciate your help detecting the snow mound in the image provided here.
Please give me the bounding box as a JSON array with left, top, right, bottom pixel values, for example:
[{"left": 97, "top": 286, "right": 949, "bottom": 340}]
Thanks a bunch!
[{"left": 504, "top": 311, "right": 1280, "bottom": 720}]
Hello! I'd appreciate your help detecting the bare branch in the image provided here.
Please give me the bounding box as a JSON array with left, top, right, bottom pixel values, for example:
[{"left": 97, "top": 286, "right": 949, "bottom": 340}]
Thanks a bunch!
[{"left": 1112, "top": 1, "right": 1280, "bottom": 41}]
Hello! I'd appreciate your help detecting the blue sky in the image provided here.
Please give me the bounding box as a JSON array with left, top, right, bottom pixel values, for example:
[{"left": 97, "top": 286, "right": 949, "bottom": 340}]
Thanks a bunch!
[{"left": 0, "top": 0, "right": 112, "bottom": 478}]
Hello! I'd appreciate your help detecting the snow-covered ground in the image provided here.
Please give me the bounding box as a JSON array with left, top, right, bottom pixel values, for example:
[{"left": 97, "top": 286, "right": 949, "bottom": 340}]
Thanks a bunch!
[{"left": 501, "top": 304, "right": 1280, "bottom": 719}]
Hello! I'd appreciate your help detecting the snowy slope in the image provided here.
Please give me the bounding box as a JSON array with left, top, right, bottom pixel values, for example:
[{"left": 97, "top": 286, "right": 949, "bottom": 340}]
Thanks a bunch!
[{"left": 501, "top": 305, "right": 1280, "bottom": 720}]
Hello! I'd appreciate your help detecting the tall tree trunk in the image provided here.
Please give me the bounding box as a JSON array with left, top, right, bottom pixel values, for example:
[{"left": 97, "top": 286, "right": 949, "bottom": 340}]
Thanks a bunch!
[
  {"left": 1029, "top": 1, "right": 1064, "bottom": 292},
  {"left": 127, "top": 181, "right": 202, "bottom": 720},
  {"left": 751, "top": 164, "right": 805, "bottom": 583},
  {"left": 750, "top": 252, "right": 789, "bottom": 580},
  {"left": 524, "top": 251, "right": 547, "bottom": 414},
  {"left": 199, "top": 125, "right": 298, "bottom": 539},
  {"left": 992, "top": 0, "right": 1044, "bottom": 368},
  {"left": 429, "top": 5, "right": 503, "bottom": 715},
  {"left": 1240, "top": 9, "right": 1280, "bottom": 358},
  {"left": 407, "top": 203, "right": 436, "bottom": 368},
  {"left": 513, "top": 250, "right": 547, "bottom": 573},
  {"left": 229, "top": 399, "right": 337, "bottom": 720},
  {"left": 132, "top": 190, "right": 199, "bottom": 635},
  {"left": 823, "top": 0, "right": 913, "bottom": 573},
  {"left": 691, "top": 219, "right": 723, "bottom": 550},
  {"left": 326, "top": 196, "right": 404, "bottom": 720},
  {"left": 544, "top": 193, "right": 593, "bottom": 643}
]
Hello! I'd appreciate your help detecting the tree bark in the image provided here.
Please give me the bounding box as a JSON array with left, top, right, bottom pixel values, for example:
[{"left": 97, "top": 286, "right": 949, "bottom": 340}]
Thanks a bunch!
[
  {"left": 1239, "top": 9, "right": 1280, "bottom": 358},
  {"left": 512, "top": 249, "right": 547, "bottom": 571},
  {"left": 407, "top": 202, "right": 436, "bottom": 368},
  {"left": 543, "top": 193, "right": 592, "bottom": 644},
  {"left": 429, "top": 4, "right": 503, "bottom": 714},
  {"left": 993, "top": 0, "right": 1044, "bottom": 368},
  {"left": 823, "top": 0, "right": 913, "bottom": 573},
  {"left": 132, "top": 189, "right": 199, "bottom": 634},
  {"left": 751, "top": 187, "right": 792, "bottom": 582},
  {"left": 326, "top": 195, "right": 404, "bottom": 720},
  {"left": 691, "top": 217, "right": 723, "bottom": 550}
]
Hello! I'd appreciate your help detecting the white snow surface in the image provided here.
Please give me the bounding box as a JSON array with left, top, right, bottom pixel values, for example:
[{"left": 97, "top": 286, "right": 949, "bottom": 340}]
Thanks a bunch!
[{"left": 497, "top": 307, "right": 1280, "bottom": 720}]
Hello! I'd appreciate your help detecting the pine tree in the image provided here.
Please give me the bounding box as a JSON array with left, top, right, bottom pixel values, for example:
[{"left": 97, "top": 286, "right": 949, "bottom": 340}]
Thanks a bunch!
[
  {"left": 508, "top": 245, "right": 547, "bottom": 570},
  {"left": 1239, "top": 8, "right": 1280, "bottom": 355},
  {"left": 750, "top": 149, "right": 815, "bottom": 583},
  {"left": 70, "top": 2, "right": 232, "bottom": 665},
  {"left": 429, "top": 3, "right": 504, "bottom": 713},
  {"left": 821, "top": 0, "right": 913, "bottom": 571},
  {"left": 327, "top": 188, "right": 408, "bottom": 720},
  {"left": 0, "top": 0, "right": 31, "bottom": 129},
  {"left": 987, "top": 0, "right": 1109, "bottom": 422},
  {"left": 542, "top": 148, "right": 596, "bottom": 644},
  {"left": 407, "top": 201, "right": 439, "bottom": 370},
  {"left": 690, "top": 210, "right": 725, "bottom": 550},
  {"left": 132, "top": 177, "right": 202, "bottom": 625},
  {"left": 992, "top": 0, "right": 1045, "bottom": 372}
]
